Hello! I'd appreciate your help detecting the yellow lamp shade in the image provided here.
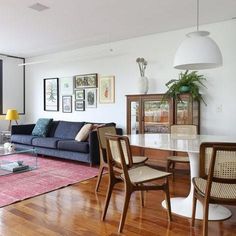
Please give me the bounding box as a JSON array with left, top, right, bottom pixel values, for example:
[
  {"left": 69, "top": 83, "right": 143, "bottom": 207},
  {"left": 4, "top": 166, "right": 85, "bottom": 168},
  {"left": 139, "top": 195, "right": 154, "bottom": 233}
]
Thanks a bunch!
[{"left": 5, "top": 109, "right": 19, "bottom": 121}]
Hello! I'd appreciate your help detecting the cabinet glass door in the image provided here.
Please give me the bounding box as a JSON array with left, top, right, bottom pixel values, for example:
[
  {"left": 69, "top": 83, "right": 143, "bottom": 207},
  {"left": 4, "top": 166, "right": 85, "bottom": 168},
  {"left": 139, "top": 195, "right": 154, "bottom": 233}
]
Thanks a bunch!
[
  {"left": 192, "top": 100, "right": 199, "bottom": 126},
  {"left": 175, "top": 94, "right": 200, "bottom": 133},
  {"left": 130, "top": 101, "right": 140, "bottom": 134},
  {"left": 143, "top": 100, "right": 170, "bottom": 133},
  {"left": 176, "top": 100, "right": 189, "bottom": 124}
]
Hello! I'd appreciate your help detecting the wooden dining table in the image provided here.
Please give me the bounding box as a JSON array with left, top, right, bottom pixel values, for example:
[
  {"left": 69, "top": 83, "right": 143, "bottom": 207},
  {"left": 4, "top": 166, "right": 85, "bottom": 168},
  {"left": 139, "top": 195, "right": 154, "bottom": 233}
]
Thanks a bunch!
[{"left": 127, "top": 133, "right": 236, "bottom": 220}]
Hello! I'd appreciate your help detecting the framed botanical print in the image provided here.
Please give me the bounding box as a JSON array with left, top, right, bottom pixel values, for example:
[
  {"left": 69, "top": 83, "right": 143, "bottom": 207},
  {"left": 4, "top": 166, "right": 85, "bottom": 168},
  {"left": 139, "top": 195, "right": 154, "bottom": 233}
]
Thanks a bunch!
[
  {"left": 60, "top": 77, "right": 73, "bottom": 95},
  {"left": 62, "top": 96, "right": 72, "bottom": 113},
  {"left": 75, "top": 89, "right": 85, "bottom": 100},
  {"left": 74, "top": 73, "right": 97, "bottom": 89},
  {"left": 86, "top": 88, "right": 97, "bottom": 108},
  {"left": 44, "top": 78, "right": 59, "bottom": 111},
  {"left": 99, "top": 76, "right": 115, "bottom": 103},
  {"left": 75, "top": 100, "right": 85, "bottom": 111}
]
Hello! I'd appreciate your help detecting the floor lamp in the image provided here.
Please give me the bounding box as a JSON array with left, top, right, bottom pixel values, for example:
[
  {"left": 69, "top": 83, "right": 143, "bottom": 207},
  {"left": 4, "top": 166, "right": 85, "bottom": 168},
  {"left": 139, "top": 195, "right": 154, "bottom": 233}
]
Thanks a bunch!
[{"left": 5, "top": 109, "right": 19, "bottom": 131}]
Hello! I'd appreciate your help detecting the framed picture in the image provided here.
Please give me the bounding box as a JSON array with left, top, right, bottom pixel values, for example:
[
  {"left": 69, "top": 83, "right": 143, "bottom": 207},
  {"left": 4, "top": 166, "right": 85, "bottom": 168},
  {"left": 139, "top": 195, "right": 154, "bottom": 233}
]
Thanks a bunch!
[
  {"left": 60, "top": 77, "right": 73, "bottom": 95},
  {"left": 75, "top": 89, "right": 85, "bottom": 100},
  {"left": 99, "top": 76, "right": 115, "bottom": 103},
  {"left": 75, "top": 100, "right": 85, "bottom": 111},
  {"left": 86, "top": 88, "right": 97, "bottom": 108},
  {"left": 62, "top": 96, "right": 72, "bottom": 113},
  {"left": 74, "top": 73, "right": 97, "bottom": 89},
  {"left": 44, "top": 78, "right": 59, "bottom": 111}
]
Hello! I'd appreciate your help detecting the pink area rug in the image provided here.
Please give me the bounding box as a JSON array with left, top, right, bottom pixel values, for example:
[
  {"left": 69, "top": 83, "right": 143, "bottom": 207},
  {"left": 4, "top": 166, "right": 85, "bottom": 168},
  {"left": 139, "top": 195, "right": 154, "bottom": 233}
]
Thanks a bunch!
[{"left": 0, "top": 155, "right": 99, "bottom": 207}]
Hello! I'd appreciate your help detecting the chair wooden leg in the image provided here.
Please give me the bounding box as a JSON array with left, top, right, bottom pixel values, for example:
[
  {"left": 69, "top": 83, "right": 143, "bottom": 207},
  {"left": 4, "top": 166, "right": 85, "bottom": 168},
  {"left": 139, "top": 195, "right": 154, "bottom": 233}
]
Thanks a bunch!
[
  {"left": 95, "top": 165, "right": 105, "bottom": 192},
  {"left": 167, "top": 160, "right": 176, "bottom": 181},
  {"left": 164, "top": 179, "right": 172, "bottom": 221},
  {"left": 138, "top": 184, "right": 145, "bottom": 207},
  {"left": 101, "top": 176, "right": 116, "bottom": 221},
  {"left": 172, "top": 162, "right": 176, "bottom": 181},
  {"left": 118, "top": 187, "right": 132, "bottom": 233},
  {"left": 166, "top": 160, "right": 172, "bottom": 172},
  {"left": 203, "top": 199, "right": 210, "bottom": 236},
  {"left": 140, "top": 190, "right": 145, "bottom": 207},
  {"left": 191, "top": 190, "right": 197, "bottom": 227}
]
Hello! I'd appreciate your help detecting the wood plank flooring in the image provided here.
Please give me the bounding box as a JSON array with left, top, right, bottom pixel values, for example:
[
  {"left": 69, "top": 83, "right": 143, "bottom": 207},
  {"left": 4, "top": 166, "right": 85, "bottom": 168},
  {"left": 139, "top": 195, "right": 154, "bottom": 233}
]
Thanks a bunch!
[{"left": 0, "top": 171, "right": 235, "bottom": 236}]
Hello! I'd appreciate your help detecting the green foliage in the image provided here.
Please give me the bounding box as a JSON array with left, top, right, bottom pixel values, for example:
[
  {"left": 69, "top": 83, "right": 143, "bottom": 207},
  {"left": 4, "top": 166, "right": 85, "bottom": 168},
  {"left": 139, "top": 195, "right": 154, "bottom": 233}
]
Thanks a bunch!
[{"left": 163, "top": 70, "right": 207, "bottom": 105}]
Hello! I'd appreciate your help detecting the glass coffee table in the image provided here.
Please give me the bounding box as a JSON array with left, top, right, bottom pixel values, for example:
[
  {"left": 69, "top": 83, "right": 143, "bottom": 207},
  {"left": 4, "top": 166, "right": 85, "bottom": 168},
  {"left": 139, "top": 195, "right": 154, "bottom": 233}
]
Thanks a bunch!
[{"left": 0, "top": 145, "right": 37, "bottom": 176}]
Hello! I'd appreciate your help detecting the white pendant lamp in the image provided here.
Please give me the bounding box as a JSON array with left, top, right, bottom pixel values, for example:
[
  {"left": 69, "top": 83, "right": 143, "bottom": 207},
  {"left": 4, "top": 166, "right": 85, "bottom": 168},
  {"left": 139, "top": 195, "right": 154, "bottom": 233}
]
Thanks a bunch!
[{"left": 173, "top": 0, "right": 222, "bottom": 70}]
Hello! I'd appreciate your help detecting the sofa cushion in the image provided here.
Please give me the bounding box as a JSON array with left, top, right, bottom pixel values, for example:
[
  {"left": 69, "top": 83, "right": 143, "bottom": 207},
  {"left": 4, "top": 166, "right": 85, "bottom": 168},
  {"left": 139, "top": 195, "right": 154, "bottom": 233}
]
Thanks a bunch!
[
  {"left": 75, "top": 123, "right": 92, "bottom": 142},
  {"left": 54, "top": 121, "right": 85, "bottom": 139},
  {"left": 47, "top": 121, "right": 60, "bottom": 137},
  {"left": 11, "top": 134, "right": 36, "bottom": 145},
  {"left": 32, "top": 137, "right": 61, "bottom": 149},
  {"left": 32, "top": 118, "right": 53, "bottom": 137},
  {"left": 57, "top": 140, "right": 89, "bottom": 153}
]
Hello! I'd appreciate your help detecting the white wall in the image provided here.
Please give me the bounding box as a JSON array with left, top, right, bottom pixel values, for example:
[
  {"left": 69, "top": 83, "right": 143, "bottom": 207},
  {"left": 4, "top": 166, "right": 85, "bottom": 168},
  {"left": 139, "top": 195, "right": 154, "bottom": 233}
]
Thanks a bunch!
[
  {"left": 0, "top": 56, "right": 26, "bottom": 131},
  {"left": 2, "top": 56, "right": 24, "bottom": 114},
  {"left": 25, "top": 20, "right": 236, "bottom": 136}
]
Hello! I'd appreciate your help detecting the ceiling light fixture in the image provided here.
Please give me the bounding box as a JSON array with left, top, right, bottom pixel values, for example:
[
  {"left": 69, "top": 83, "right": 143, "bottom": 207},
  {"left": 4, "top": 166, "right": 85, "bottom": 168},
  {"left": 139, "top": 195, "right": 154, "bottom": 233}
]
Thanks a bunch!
[{"left": 173, "top": 0, "right": 222, "bottom": 70}]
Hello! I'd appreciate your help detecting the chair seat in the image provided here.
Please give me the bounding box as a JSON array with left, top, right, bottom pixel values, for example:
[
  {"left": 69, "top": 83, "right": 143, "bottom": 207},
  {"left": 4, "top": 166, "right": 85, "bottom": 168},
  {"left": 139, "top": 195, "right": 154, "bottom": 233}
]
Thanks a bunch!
[
  {"left": 193, "top": 177, "right": 236, "bottom": 199},
  {"left": 167, "top": 155, "right": 189, "bottom": 163},
  {"left": 133, "top": 155, "right": 148, "bottom": 164},
  {"left": 121, "top": 166, "right": 171, "bottom": 184}
]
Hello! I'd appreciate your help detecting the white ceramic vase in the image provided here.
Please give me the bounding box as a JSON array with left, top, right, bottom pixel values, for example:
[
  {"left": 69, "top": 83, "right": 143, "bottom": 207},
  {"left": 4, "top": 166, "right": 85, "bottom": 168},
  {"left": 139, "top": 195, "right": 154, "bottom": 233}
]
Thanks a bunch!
[{"left": 138, "top": 76, "right": 149, "bottom": 94}]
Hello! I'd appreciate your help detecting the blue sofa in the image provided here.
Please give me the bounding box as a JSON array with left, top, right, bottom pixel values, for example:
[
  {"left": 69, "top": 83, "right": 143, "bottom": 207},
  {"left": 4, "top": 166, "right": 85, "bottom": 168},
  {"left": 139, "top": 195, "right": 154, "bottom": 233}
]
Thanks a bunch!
[{"left": 11, "top": 120, "right": 122, "bottom": 166}]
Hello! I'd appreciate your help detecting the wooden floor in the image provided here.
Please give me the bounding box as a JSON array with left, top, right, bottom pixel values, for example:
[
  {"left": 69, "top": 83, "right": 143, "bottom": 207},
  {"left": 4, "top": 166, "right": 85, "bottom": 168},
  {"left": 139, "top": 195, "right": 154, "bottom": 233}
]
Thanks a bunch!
[{"left": 0, "top": 171, "right": 235, "bottom": 236}]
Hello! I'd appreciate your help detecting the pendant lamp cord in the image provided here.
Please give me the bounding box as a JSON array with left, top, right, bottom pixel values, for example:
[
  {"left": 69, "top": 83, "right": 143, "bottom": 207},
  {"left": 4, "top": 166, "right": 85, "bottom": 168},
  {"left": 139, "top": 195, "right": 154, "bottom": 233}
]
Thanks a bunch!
[{"left": 197, "top": 0, "right": 199, "bottom": 31}]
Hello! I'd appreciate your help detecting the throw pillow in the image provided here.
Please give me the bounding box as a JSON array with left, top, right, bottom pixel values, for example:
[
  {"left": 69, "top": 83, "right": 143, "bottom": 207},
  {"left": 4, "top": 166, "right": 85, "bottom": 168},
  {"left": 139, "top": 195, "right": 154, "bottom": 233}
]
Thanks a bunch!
[
  {"left": 75, "top": 123, "right": 93, "bottom": 142},
  {"left": 32, "top": 118, "right": 53, "bottom": 137}
]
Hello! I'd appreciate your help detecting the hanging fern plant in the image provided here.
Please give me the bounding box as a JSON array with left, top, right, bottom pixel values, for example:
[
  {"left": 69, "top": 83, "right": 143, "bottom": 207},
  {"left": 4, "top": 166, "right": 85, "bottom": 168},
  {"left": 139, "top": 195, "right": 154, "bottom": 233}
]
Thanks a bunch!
[{"left": 163, "top": 70, "right": 207, "bottom": 105}]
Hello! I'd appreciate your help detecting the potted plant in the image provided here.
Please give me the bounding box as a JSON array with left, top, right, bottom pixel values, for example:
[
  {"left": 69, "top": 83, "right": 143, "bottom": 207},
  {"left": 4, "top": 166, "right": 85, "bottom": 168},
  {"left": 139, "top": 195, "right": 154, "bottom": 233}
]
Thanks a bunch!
[{"left": 163, "top": 70, "right": 207, "bottom": 105}]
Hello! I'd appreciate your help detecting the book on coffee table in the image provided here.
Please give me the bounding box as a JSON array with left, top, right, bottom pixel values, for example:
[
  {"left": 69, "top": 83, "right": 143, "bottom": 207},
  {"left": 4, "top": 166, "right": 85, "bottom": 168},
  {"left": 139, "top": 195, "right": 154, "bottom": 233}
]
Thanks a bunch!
[{"left": 1, "top": 162, "right": 29, "bottom": 172}]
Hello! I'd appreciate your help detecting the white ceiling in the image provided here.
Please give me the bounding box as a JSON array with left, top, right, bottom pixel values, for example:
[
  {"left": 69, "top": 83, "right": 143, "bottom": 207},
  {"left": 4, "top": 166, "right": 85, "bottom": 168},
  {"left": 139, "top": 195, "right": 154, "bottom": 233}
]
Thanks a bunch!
[{"left": 0, "top": 0, "right": 236, "bottom": 58}]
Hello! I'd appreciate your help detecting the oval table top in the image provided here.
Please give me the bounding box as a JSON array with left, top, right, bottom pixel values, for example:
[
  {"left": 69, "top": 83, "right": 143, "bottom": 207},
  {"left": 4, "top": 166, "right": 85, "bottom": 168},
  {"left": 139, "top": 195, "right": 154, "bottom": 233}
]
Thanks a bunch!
[{"left": 127, "top": 134, "right": 236, "bottom": 153}]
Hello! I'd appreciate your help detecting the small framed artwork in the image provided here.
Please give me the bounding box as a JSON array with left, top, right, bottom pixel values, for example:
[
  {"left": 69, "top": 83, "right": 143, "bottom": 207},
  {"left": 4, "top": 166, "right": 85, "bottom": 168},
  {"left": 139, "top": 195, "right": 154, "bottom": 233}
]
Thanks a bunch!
[
  {"left": 99, "top": 76, "right": 115, "bottom": 103},
  {"left": 74, "top": 73, "right": 98, "bottom": 89},
  {"left": 86, "top": 88, "right": 97, "bottom": 108},
  {"left": 62, "top": 96, "right": 72, "bottom": 113},
  {"left": 75, "top": 100, "right": 85, "bottom": 111},
  {"left": 60, "top": 77, "right": 73, "bottom": 95},
  {"left": 44, "top": 78, "right": 59, "bottom": 111},
  {"left": 75, "top": 89, "right": 85, "bottom": 100}
]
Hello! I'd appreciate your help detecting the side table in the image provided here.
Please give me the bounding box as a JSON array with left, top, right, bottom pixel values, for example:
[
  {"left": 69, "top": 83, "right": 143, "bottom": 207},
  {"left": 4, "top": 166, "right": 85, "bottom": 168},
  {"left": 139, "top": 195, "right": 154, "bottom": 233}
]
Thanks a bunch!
[{"left": 0, "top": 131, "right": 11, "bottom": 144}]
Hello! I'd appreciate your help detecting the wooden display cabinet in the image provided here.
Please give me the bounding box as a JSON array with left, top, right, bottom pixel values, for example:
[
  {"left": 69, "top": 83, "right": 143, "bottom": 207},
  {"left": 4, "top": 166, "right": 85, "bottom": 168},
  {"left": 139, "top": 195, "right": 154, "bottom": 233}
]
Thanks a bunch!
[
  {"left": 126, "top": 93, "right": 200, "bottom": 167},
  {"left": 126, "top": 94, "right": 174, "bottom": 135}
]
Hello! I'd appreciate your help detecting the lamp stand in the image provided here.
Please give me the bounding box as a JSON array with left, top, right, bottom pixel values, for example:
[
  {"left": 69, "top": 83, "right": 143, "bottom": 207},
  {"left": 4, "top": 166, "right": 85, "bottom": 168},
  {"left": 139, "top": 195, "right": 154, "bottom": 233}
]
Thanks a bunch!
[{"left": 8, "top": 120, "right": 18, "bottom": 131}]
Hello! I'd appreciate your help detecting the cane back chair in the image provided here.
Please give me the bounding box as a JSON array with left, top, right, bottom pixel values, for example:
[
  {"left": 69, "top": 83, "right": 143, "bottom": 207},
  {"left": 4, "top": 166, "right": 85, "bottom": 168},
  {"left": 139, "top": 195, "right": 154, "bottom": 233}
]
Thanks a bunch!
[
  {"left": 95, "top": 126, "right": 148, "bottom": 192},
  {"left": 192, "top": 142, "right": 236, "bottom": 236},
  {"left": 102, "top": 134, "right": 172, "bottom": 233},
  {"left": 167, "top": 124, "right": 197, "bottom": 180}
]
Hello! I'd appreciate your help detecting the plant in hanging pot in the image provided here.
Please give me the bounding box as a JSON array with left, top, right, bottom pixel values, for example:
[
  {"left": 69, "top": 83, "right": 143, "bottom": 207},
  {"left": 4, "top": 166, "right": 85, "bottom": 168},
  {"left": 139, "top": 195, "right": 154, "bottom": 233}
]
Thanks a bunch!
[
  {"left": 163, "top": 70, "right": 207, "bottom": 105},
  {"left": 136, "top": 57, "right": 148, "bottom": 94}
]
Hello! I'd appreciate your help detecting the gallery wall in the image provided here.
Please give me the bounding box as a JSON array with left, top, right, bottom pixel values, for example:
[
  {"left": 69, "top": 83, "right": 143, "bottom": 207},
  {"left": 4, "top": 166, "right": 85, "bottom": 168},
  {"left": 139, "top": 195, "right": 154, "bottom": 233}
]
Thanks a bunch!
[{"left": 24, "top": 19, "right": 236, "bottom": 136}]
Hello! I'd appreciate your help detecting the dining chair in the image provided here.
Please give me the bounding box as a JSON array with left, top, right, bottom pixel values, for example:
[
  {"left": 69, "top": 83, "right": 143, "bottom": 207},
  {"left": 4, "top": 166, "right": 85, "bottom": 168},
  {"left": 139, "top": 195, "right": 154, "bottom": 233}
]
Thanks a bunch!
[
  {"left": 166, "top": 124, "right": 197, "bottom": 180},
  {"left": 102, "top": 134, "right": 172, "bottom": 233},
  {"left": 192, "top": 142, "right": 236, "bottom": 236},
  {"left": 95, "top": 126, "right": 148, "bottom": 192}
]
